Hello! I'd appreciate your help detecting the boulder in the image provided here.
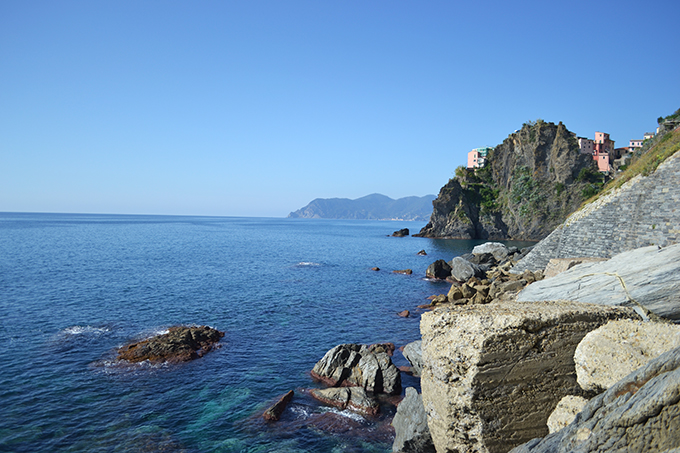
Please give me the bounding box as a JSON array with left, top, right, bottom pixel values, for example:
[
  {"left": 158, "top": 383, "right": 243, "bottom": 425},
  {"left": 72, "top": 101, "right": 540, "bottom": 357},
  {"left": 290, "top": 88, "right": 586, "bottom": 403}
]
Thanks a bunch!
[
  {"left": 543, "top": 257, "right": 608, "bottom": 279},
  {"left": 517, "top": 244, "right": 680, "bottom": 321},
  {"left": 393, "top": 269, "right": 413, "bottom": 275},
  {"left": 397, "top": 310, "right": 410, "bottom": 318},
  {"left": 425, "top": 260, "right": 451, "bottom": 279},
  {"left": 402, "top": 340, "right": 423, "bottom": 377},
  {"left": 472, "top": 242, "right": 509, "bottom": 261},
  {"left": 393, "top": 228, "right": 410, "bottom": 237},
  {"left": 574, "top": 319, "right": 680, "bottom": 393},
  {"left": 420, "top": 300, "right": 639, "bottom": 453},
  {"left": 310, "top": 387, "right": 379, "bottom": 417},
  {"left": 417, "top": 250, "right": 428, "bottom": 256},
  {"left": 448, "top": 256, "right": 484, "bottom": 281},
  {"left": 116, "top": 325, "right": 224, "bottom": 364},
  {"left": 263, "top": 390, "right": 295, "bottom": 421},
  {"left": 447, "top": 285, "right": 464, "bottom": 303},
  {"left": 509, "top": 346, "right": 680, "bottom": 453},
  {"left": 468, "top": 251, "right": 498, "bottom": 267},
  {"left": 546, "top": 395, "right": 588, "bottom": 434},
  {"left": 392, "top": 387, "right": 436, "bottom": 453},
  {"left": 311, "top": 343, "right": 401, "bottom": 395}
]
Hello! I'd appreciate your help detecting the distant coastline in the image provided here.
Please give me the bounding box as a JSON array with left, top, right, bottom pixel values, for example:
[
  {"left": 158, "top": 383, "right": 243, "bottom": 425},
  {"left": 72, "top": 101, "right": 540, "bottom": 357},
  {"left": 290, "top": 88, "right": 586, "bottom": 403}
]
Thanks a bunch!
[{"left": 288, "top": 193, "right": 435, "bottom": 221}]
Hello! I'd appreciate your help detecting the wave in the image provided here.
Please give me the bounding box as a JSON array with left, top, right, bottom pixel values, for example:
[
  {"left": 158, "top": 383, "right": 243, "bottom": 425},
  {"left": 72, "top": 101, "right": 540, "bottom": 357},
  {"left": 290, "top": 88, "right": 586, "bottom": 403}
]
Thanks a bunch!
[
  {"left": 61, "top": 325, "right": 110, "bottom": 336},
  {"left": 320, "top": 407, "right": 367, "bottom": 423},
  {"left": 295, "top": 262, "right": 322, "bottom": 267}
]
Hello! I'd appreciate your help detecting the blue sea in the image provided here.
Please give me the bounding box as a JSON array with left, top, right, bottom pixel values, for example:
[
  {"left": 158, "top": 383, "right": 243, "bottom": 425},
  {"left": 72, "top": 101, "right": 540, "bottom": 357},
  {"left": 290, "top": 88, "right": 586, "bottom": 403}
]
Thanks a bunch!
[{"left": 0, "top": 213, "right": 532, "bottom": 453}]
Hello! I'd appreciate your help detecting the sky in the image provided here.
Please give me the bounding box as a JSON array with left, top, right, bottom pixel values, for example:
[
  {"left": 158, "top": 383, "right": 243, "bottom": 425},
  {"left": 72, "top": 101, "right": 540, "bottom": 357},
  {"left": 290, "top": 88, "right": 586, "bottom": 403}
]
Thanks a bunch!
[{"left": 1, "top": 1, "right": 679, "bottom": 217}]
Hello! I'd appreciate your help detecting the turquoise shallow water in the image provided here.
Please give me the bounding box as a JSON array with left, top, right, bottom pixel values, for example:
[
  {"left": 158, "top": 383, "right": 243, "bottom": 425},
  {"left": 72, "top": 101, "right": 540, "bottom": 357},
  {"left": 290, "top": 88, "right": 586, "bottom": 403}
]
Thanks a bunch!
[{"left": 0, "top": 213, "right": 531, "bottom": 452}]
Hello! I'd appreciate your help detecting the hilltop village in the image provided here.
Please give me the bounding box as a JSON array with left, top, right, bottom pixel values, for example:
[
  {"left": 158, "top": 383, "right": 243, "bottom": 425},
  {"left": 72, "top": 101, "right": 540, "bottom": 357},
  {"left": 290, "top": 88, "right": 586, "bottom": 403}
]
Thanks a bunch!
[{"left": 467, "top": 128, "right": 661, "bottom": 174}]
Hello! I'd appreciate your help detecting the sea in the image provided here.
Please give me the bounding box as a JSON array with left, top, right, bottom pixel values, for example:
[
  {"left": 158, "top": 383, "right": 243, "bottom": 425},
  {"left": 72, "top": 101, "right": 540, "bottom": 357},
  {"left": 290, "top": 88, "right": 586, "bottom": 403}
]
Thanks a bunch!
[{"left": 0, "top": 213, "right": 533, "bottom": 453}]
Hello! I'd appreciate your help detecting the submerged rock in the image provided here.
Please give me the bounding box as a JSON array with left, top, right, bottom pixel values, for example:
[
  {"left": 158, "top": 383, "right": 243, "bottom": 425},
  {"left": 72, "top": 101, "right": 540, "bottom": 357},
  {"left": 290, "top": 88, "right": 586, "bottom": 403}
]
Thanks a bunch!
[
  {"left": 311, "top": 343, "right": 401, "bottom": 395},
  {"left": 263, "top": 390, "right": 295, "bottom": 421},
  {"left": 392, "top": 228, "right": 410, "bottom": 237},
  {"left": 116, "top": 325, "right": 224, "bottom": 364}
]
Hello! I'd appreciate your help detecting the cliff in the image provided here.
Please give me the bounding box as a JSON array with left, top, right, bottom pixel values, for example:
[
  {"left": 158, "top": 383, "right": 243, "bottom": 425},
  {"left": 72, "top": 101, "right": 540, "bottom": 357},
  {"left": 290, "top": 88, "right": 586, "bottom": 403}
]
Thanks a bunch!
[
  {"left": 513, "top": 125, "right": 680, "bottom": 273},
  {"left": 288, "top": 193, "right": 436, "bottom": 221},
  {"left": 415, "top": 121, "right": 599, "bottom": 241}
]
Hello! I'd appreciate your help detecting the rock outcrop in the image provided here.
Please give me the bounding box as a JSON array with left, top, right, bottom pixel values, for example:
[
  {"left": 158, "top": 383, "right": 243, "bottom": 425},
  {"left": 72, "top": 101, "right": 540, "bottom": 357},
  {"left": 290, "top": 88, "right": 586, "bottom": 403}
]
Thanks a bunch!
[
  {"left": 516, "top": 244, "right": 680, "bottom": 321},
  {"left": 392, "top": 387, "right": 436, "bottom": 453},
  {"left": 309, "top": 387, "right": 379, "bottom": 416},
  {"left": 574, "top": 319, "right": 680, "bottom": 393},
  {"left": 263, "top": 390, "right": 295, "bottom": 421},
  {"left": 402, "top": 340, "right": 423, "bottom": 377},
  {"left": 416, "top": 121, "right": 597, "bottom": 240},
  {"left": 509, "top": 346, "right": 680, "bottom": 453},
  {"left": 311, "top": 343, "right": 401, "bottom": 395},
  {"left": 116, "top": 325, "right": 224, "bottom": 364},
  {"left": 420, "top": 300, "right": 639, "bottom": 453},
  {"left": 512, "top": 135, "right": 680, "bottom": 273}
]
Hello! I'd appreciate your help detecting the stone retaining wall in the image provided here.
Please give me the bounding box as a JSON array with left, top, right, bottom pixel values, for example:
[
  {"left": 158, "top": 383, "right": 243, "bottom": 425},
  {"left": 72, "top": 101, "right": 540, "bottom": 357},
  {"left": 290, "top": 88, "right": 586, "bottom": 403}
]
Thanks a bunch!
[{"left": 513, "top": 149, "right": 680, "bottom": 273}]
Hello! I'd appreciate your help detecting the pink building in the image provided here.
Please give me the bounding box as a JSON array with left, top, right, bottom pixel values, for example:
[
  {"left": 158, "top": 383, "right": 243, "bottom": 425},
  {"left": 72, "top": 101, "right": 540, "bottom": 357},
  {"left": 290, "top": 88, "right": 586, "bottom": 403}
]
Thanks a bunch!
[
  {"left": 467, "top": 147, "right": 492, "bottom": 169},
  {"left": 593, "top": 132, "right": 615, "bottom": 173},
  {"left": 629, "top": 139, "right": 643, "bottom": 149}
]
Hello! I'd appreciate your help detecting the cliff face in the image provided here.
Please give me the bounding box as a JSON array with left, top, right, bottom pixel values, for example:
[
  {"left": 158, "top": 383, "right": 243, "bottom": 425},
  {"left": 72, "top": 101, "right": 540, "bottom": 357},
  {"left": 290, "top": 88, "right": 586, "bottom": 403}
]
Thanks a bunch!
[{"left": 416, "top": 121, "right": 599, "bottom": 241}]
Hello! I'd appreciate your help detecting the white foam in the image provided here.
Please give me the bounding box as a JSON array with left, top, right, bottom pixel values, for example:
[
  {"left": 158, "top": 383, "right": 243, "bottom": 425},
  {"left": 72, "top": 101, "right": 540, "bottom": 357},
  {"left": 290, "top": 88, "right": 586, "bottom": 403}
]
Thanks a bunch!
[
  {"left": 296, "top": 262, "right": 322, "bottom": 267},
  {"left": 62, "top": 325, "right": 110, "bottom": 336},
  {"left": 321, "top": 407, "right": 366, "bottom": 423}
]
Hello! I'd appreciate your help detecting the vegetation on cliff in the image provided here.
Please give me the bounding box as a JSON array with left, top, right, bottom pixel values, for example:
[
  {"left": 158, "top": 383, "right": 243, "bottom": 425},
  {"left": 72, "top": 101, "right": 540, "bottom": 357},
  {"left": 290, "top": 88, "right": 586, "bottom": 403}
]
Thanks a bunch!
[{"left": 416, "top": 120, "right": 599, "bottom": 241}]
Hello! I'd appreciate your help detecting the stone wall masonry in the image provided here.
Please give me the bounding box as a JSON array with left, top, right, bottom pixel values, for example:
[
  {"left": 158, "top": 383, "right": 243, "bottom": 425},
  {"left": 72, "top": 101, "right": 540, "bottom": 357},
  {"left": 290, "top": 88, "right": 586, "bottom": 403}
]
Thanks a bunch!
[{"left": 513, "top": 149, "right": 680, "bottom": 273}]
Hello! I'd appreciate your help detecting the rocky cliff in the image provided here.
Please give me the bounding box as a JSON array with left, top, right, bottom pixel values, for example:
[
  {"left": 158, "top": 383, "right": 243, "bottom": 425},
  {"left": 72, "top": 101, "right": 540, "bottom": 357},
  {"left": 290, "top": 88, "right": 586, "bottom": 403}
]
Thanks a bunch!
[
  {"left": 513, "top": 125, "right": 680, "bottom": 273},
  {"left": 416, "top": 121, "right": 599, "bottom": 241}
]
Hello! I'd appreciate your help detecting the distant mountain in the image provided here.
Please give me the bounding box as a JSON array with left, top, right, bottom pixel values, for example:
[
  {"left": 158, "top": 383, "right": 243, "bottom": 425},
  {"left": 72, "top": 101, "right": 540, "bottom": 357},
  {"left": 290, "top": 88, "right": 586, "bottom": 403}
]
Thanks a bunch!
[{"left": 288, "top": 193, "right": 436, "bottom": 221}]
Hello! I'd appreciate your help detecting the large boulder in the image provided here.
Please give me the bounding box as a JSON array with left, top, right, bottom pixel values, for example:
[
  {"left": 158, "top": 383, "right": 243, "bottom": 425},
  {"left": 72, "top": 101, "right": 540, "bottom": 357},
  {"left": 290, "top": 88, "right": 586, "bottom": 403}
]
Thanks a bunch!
[
  {"left": 448, "top": 256, "right": 484, "bottom": 281},
  {"left": 574, "top": 319, "right": 680, "bottom": 393},
  {"left": 517, "top": 244, "right": 680, "bottom": 321},
  {"left": 310, "top": 387, "right": 379, "bottom": 416},
  {"left": 510, "top": 346, "right": 680, "bottom": 453},
  {"left": 116, "top": 325, "right": 224, "bottom": 364},
  {"left": 425, "top": 259, "right": 451, "bottom": 279},
  {"left": 402, "top": 340, "right": 423, "bottom": 377},
  {"left": 392, "top": 387, "right": 436, "bottom": 453},
  {"left": 311, "top": 343, "right": 401, "bottom": 395},
  {"left": 393, "top": 228, "right": 410, "bottom": 237},
  {"left": 420, "top": 300, "right": 639, "bottom": 453},
  {"left": 472, "top": 242, "right": 509, "bottom": 261}
]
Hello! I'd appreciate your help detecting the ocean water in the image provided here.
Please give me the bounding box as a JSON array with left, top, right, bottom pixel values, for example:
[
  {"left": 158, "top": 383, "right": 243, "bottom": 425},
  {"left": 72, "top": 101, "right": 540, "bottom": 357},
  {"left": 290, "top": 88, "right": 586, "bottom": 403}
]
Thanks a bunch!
[{"left": 0, "top": 213, "right": 532, "bottom": 453}]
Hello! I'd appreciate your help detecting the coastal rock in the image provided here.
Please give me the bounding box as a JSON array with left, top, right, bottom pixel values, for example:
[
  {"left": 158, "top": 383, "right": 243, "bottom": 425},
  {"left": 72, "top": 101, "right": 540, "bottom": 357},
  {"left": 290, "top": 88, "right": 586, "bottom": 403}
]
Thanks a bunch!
[
  {"left": 547, "top": 395, "right": 588, "bottom": 434},
  {"left": 310, "top": 387, "right": 379, "bottom": 416},
  {"left": 393, "top": 228, "right": 410, "bottom": 237},
  {"left": 116, "top": 325, "right": 224, "bottom": 364},
  {"left": 393, "top": 269, "right": 413, "bottom": 275},
  {"left": 574, "top": 319, "right": 680, "bottom": 393},
  {"left": 448, "top": 256, "right": 483, "bottom": 281},
  {"left": 420, "top": 300, "right": 639, "bottom": 453},
  {"left": 392, "top": 387, "right": 436, "bottom": 453},
  {"left": 402, "top": 340, "right": 423, "bottom": 377},
  {"left": 417, "top": 250, "right": 428, "bottom": 256},
  {"left": 311, "top": 343, "right": 401, "bottom": 395},
  {"left": 543, "top": 257, "right": 608, "bottom": 279},
  {"left": 425, "top": 260, "right": 451, "bottom": 279},
  {"left": 517, "top": 244, "right": 680, "bottom": 321},
  {"left": 472, "top": 242, "right": 509, "bottom": 261},
  {"left": 509, "top": 345, "right": 680, "bottom": 453},
  {"left": 397, "top": 310, "right": 410, "bottom": 318},
  {"left": 263, "top": 390, "right": 294, "bottom": 421}
]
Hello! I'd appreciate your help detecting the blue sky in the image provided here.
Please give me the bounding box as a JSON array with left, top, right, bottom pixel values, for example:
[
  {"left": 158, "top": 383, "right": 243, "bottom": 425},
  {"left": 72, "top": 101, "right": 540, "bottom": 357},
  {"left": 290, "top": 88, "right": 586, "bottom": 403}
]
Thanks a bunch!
[{"left": 2, "top": 1, "right": 678, "bottom": 217}]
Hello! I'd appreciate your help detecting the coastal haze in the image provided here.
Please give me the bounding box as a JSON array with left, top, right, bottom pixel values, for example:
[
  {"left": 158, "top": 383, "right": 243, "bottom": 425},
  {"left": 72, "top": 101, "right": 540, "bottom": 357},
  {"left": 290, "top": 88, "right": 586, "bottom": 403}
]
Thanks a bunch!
[{"left": 1, "top": 2, "right": 679, "bottom": 217}]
